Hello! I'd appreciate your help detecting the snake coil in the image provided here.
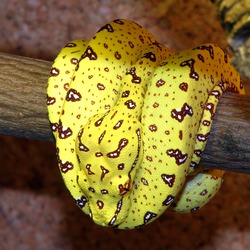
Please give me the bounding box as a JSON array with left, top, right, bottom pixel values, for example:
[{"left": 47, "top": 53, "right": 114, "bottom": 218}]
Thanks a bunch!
[{"left": 47, "top": 19, "right": 244, "bottom": 229}]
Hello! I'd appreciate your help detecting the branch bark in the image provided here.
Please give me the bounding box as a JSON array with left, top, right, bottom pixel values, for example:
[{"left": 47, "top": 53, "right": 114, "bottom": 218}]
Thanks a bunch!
[
  {"left": 0, "top": 52, "right": 52, "bottom": 140},
  {"left": 0, "top": 52, "right": 249, "bottom": 174}
]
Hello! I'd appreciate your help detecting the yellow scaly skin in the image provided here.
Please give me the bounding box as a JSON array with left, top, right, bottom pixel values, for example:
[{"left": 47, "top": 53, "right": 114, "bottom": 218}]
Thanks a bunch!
[{"left": 47, "top": 19, "right": 244, "bottom": 229}]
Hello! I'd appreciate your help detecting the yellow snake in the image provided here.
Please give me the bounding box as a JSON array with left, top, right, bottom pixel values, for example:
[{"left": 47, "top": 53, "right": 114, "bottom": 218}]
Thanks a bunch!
[{"left": 47, "top": 19, "right": 244, "bottom": 229}]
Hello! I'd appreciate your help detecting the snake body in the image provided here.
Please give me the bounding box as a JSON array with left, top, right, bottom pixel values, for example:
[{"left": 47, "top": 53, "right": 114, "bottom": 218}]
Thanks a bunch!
[{"left": 47, "top": 19, "right": 244, "bottom": 229}]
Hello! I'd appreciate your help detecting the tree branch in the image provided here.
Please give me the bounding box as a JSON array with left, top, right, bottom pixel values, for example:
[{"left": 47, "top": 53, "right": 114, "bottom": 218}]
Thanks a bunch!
[
  {"left": 0, "top": 52, "right": 52, "bottom": 141},
  {"left": 0, "top": 52, "right": 249, "bottom": 174}
]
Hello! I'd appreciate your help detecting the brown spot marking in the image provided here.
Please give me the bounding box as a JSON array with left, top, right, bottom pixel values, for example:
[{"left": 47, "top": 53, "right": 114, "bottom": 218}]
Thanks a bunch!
[
  {"left": 124, "top": 100, "right": 136, "bottom": 109},
  {"left": 88, "top": 187, "right": 95, "bottom": 193},
  {"left": 139, "top": 35, "right": 144, "bottom": 43},
  {"left": 47, "top": 96, "right": 56, "bottom": 105},
  {"left": 161, "top": 174, "right": 175, "bottom": 187},
  {"left": 156, "top": 79, "right": 165, "bottom": 87},
  {"left": 205, "top": 102, "right": 215, "bottom": 115},
  {"left": 118, "top": 163, "right": 125, "bottom": 170},
  {"left": 107, "top": 138, "right": 128, "bottom": 158},
  {"left": 224, "top": 53, "right": 228, "bottom": 63},
  {"left": 70, "top": 58, "right": 78, "bottom": 65},
  {"left": 98, "top": 130, "right": 106, "bottom": 144},
  {"left": 95, "top": 152, "right": 103, "bottom": 157},
  {"left": 81, "top": 46, "right": 97, "bottom": 60},
  {"left": 179, "top": 130, "right": 183, "bottom": 140},
  {"left": 194, "top": 44, "right": 214, "bottom": 59},
  {"left": 179, "top": 82, "right": 188, "bottom": 92},
  {"left": 162, "top": 195, "right": 175, "bottom": 206},
  {"left": 153, "top": 102, "right": 159, "bottom": 108},
  {"left": 79, "top": 143, "right": 89, "bottom": 152},
  {"left": 95, "top": 116, "right": 104, "bottom": 127},
  {"left": 66, "top": 89, "right": 82, "bottom": 102},
  {"left": 114, "top": 19, "right": 124, "bottom": 25},
  {"left": 97, "top": 83, "right": 105, "bottom": 90},
  {"left": 110, "top": 110, "right": 118, "bottom": 120},
  {"left": 202, "top": 120, "right": 211, "bottom": 126},
  {"left": 171, "top": 103, "right": 193, "bottom": 122},
  {"left": 144, "top": 212, "right": 157, "bottom": 224},
  {"left": 56, "top": 148, "right": 73, "bottom": 173},
  {"left": 108, "top": 199, "right": 123, "bottom": 226},
  {"left": 100, "top": 166, "right": 109, "bottom": 181},
  {"left": 60, "top": 161, "right": 73, "bottom": 173},
  {"left": 152, "top": 41, "right": 162, "bottom": 49},
  {"left": 75, "top": 196, "right": 88, "bottom": 208},
  {"left": 197, "top": 54, "right": 204, "bottom": 62},
  {"left": 126, "top": 67, "right": 141, "bottom": 83},
  {"left": 98, "top": 23, "right": 114, "bottom": 33},
  {"left": 146, "top": 156, "right": 153, "bottom": 162},
  {"left": 113, "top": 88, "right": 119, "bottom": 95},
  {"left": 210, "top": 90, "right": 221, "bottom": 99},
  {"left": 190, "top": 161, "right": 198, "bottom": 168},
  {"left": 200, "top": 190, "right": 208, "bottom": 196},
  {"left": 141, "top": 178, "right": 148, "bottom": 186},
  {"left": 122, "top": 90, "right": 130, "bottom": 97},
  {"left": 97, "top": 200, "right": 104, "bottom": 210},
  {"left": 86, "top": 164, "right": 94, "bottom": 175},
  {"left": 65, "top": 42, "right": 77, "bottom": 48},
  {"left": 101, "top": 189, "right": 108, "bottom": 194},
  {"left": 119, "top": 181, "right": 131, "bottom": 195},
  {"left": 57, "top": 120, "right": 73, "bottom": 139},
  {"left": 50, "top": 67, "right": 59, "bottom": 76},
  {"left": 194, "top": 150, "right": 203, "bottom": 157},
  {"left": 115, "top": 51, "right": 121, "bottom": 60},
  {"left": 218, "top": 81, "right": 226, "bottom": 93},
  {"left": 128, "top": 41, "right": 134, "bottom": 48},
  {"left": 142, "top": 52, "right": 156, "bottom": 62},
  {"left": 64, "top": 83, "right": 69, "bottom": 90},
  {"left": 113, "top": 120, "right": 123, "bottom": 129},
  {"left": 149, "top": 124, "right": 157, "bottom": 132},
  {"left": 180, "top": 58, "right": 199, "bottom": 80},
  {"left": 210, "top": 75, "right": 214, "bottom": 84},
  {"left": 197, "top": 133, "right": 209, "bottom": 142},
  {"left": 78, "top": 129, "right": 90, "bottom": 152},
  {"left": 50, "top": 122, "right": 58, "bottom": 132},
  {"left": 159, "top": 61, "right": 168, "bottom": 66},
  {"left": 166, "top": 149, "right": 188, "bottom": 165},
  {"left": 191, "top": 207, "right": 200, "bottom": 212}
]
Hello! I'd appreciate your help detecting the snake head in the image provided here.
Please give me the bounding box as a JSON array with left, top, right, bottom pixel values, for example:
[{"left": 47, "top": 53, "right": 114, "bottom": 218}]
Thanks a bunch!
[{"left": 75, "top": 112, "right": 143, "bottom": 227}]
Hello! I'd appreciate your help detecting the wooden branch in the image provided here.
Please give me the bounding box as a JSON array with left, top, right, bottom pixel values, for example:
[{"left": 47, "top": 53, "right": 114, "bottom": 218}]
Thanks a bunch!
[
  {"left": 200, "top": 93, "right": 250, "bottom": 174},
  {"left": 0, "top": 52, "right": 52, "bottom": 141},
  {"left": 0, "top": 52, "right": 249, "bottom": 174}
]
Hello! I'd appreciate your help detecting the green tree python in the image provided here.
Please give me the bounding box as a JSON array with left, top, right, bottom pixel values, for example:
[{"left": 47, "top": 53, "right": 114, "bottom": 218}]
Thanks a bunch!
[{"left": 47, "top": 19, "right": 244, "bottom": 229}]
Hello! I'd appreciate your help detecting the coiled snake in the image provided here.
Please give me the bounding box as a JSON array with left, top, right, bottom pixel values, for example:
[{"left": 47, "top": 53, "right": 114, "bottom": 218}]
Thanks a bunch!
[{"left": 47, "top": 19, "right": 244, "bottom": 229}]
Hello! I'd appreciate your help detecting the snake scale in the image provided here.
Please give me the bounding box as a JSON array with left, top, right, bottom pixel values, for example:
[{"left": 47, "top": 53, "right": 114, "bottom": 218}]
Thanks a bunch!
[{"left": 47, "top": 19, "right": 244, "bottom": 229}]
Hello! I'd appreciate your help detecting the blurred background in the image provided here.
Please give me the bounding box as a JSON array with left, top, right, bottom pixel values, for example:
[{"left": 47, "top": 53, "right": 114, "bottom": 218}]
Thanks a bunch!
[{"left": 0, "top": 0, "right": 249, "bottom": 249}]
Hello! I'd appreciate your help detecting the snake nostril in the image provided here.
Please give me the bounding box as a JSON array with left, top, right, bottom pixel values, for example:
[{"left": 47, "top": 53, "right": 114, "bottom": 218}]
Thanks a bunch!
[{"left": 95, "top": 152, "right": 103, "bottom": 157}]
